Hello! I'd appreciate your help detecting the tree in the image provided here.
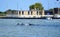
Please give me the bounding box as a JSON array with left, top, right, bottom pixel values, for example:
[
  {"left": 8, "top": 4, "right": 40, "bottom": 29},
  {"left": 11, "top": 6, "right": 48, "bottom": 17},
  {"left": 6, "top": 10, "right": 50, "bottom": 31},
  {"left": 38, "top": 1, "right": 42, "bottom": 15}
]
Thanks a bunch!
[
  {"left": 0, "top": 11, "right": 6, "bottom": 16},
  {"left": 29, "top": 5, "right": 35, "bottom": 10},
  {"left": 29, "top": 3, "right": 44, "bottom": 10},
  {"left": 49, "top": 9, "right": 54, "bottom": 12}
]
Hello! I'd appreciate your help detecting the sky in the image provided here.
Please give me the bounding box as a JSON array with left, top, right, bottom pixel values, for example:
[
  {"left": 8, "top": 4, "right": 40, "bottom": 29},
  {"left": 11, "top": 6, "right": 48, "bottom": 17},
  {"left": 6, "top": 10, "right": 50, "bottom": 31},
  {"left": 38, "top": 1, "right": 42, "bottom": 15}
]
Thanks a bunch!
[{"left": 0, "top": 0, "right": 60, "bottom": 11}]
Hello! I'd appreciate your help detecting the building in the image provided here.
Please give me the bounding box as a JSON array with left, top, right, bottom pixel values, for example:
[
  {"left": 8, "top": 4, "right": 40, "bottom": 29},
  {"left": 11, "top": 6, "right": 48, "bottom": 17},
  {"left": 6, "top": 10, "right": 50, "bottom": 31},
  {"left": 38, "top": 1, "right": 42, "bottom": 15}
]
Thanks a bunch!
[
  {"left": 54, "top": 8, "right": 60, "bottom": 15},
  {"left": 19, "top": 10, "right": 44, "bottom": 18},
  {"left": 54, "top": 8, "right": 60, "bottom": 18},
  {"left": 6, "top": 9, "right": 18, "bottom": 17},
  {"left": 6, "top": 10, "right": 44, "bottom": 18},
  {"left": 5, "top": 8, "right": 60, "bottom": 18},
  {"left": 44, "top": 10, "right": 53, "bottom": 17},
  {"left": 44, "top": 8, "right": 60, "bottom": 18}
]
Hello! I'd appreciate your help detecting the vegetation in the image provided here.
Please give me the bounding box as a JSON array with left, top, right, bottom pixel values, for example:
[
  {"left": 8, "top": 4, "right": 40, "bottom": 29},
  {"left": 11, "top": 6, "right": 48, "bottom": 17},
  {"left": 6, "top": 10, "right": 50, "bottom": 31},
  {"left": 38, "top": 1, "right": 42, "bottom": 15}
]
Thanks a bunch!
[
  {"left": 29, "top": 3, "right": 44, "bottom": 10},
  {"left": 0, "top": 9, "right": 15, "bottom": 16},
  {"left": 49, "top": 9, "right": 54, "bottom": 12},
  {"left": 0, "top": 11, "right": 6, "bottom": 16}
]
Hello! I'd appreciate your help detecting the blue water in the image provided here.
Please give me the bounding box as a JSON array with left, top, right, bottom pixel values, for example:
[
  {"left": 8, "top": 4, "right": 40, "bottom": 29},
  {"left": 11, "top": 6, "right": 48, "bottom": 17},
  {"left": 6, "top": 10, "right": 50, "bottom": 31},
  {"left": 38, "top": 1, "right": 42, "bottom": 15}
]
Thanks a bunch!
[{"left": 0, "top": 19, "right": 60, "bottom": 37}]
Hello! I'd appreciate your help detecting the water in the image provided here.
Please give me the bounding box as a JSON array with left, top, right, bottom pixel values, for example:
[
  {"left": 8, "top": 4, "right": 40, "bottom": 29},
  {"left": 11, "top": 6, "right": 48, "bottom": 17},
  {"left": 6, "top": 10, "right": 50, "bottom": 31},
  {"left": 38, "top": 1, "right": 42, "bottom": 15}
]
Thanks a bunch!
[{"left": 0, "top": 19, "right": 60, "bottom": 37}]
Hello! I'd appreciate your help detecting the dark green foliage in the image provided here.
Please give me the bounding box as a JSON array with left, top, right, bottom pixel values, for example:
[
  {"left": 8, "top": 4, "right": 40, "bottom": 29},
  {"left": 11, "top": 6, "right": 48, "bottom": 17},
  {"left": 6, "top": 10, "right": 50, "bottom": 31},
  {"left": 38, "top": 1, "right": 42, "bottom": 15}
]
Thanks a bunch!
[
  {"left": 29, "top": 3, "right": 44, "bottom": 10},
  {"left": 0, "top": 12, "right": 6, "bottom": 16}
]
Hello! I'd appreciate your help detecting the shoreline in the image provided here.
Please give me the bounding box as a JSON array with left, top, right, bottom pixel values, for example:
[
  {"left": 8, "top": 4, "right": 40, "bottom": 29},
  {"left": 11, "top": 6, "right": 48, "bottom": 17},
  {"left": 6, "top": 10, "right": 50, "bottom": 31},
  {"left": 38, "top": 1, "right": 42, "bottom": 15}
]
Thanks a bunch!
[{"left": 0, "top": 17, "right": 60, "bottom": 19}]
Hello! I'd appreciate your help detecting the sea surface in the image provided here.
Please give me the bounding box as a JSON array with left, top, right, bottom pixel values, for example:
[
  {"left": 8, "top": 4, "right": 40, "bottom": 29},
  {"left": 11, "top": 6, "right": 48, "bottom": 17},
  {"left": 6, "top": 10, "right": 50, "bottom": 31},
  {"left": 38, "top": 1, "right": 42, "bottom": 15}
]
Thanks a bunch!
[{"left": 0, "top": 19, "right": 60, "bottom": 37}]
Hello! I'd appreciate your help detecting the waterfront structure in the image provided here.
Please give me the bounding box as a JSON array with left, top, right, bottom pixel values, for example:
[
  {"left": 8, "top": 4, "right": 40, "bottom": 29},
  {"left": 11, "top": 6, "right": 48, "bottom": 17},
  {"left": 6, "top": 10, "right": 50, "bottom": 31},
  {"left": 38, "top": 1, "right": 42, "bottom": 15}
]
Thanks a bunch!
[
  {"left": 1, "top": 8, "right": 60, "bottom": 18},
  {"left": 54, "top": 8, "right": 60, "bottom": 15},
  {"left": 44, "top": 8, "right": 60, "bottom": 18},
  {"left": 53, "top": 8, "right": 60, "bottom": 18},
  {"left": 44, "top": 10, "right": 53, "bottom": 17},
  {"left": 6, "top": 9, "right": 18, "bottom": 17},
  {"left": 19, "top": 10, "right": 44, "bottom": 18},
  {"left": 6, "top": 10, "right": 44, "bottom": 18}
]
